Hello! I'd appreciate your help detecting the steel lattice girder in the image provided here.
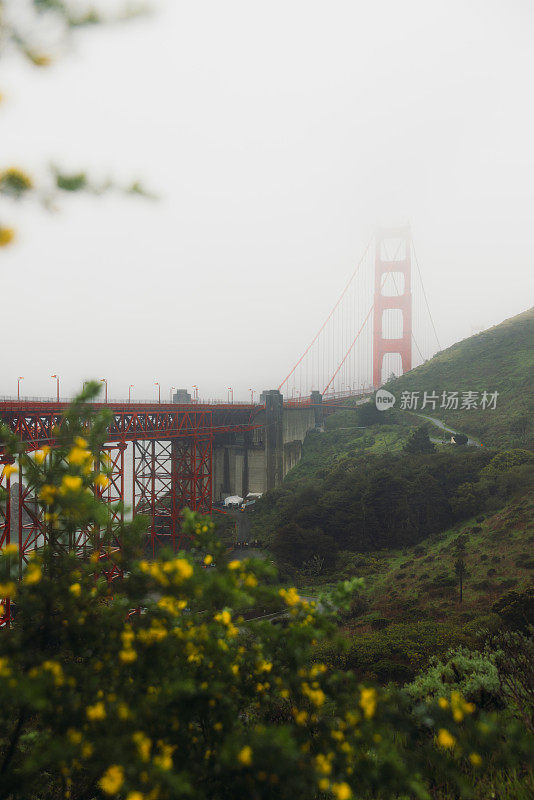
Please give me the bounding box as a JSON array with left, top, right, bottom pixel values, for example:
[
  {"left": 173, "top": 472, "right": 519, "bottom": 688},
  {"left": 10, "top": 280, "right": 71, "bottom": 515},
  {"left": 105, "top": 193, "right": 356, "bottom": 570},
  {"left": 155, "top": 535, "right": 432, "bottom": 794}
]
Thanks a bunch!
[
  {"left": 133, "top": 440, "right": 176, "bottom": 558},
  {"left": 0, "top": 403, "right": 262, "bottom": 453}
]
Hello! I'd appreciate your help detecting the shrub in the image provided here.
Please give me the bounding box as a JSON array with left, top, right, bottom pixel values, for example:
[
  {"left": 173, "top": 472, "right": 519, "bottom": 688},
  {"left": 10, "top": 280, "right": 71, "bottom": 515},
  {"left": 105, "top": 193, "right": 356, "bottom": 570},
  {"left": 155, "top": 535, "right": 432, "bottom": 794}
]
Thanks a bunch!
[
  {"left": 404, "top": 648, "right": 503, "bottom": 710},
  {"left": 492, "top": 588, "right": 534, "bottom": 632}
]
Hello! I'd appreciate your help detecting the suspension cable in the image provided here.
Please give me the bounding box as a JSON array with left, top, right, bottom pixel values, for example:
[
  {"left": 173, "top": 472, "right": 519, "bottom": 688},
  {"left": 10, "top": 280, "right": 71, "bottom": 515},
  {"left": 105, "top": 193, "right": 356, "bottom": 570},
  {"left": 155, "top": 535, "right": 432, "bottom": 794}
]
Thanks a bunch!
[
  {"left": 278, "top": 236, "right": 373, "bottom": 392},
  {"left": 412, "top": 241, "right": 442, "bottom": 351}
]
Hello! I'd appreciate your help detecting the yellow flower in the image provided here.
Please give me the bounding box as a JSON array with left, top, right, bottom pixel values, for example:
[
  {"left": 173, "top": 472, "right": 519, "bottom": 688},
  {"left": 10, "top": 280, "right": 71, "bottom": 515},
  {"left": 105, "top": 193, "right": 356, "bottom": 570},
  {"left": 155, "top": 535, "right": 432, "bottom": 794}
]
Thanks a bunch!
[
  {"left": 67, "top": 728, "right": 82, "bottom": 745},
  {"left": 244, "top": 573, "right": 258, "bottom": 587},
  {"left": 0, "top": 227, "right": 15, "bottom": 247},
  {"left": 0, "top": 581, "right": 17, "bottom": 597},
  {"left": 132, "top": 731, "right": 151, "bottom": 762},
  {"left": 438, "top": 697, "right": 448, "bottom": 709},
  {"left": 60, "top": 475, "right": 83, "bottom": 493},
  {"left": 95, "top": 473, "right": 109, "bottom": 488},
  {"left": 318, "top": 778, "right": 330, "bottom": 791},
  {"left": 34, "top": 446, "right": 50, "bottom": 464},
  {"left": 24, "top": 563, "right": 42, "bottom": 585},
  {"left": 171, "top": 558, "right": 193, "bottom": 581},
  {"left": 154, "top": 743, "right": 174, "bottom": 770},
  {"left": 203, "top": 554, "right": 213, "bottom": 565},
  {"left": 469, "top": 752, "right": 482, "bottom": 767},
  {"left": 332, "top": 783, "right": 352, "bottom": 800},
  {"left": 3, "top": 463, "right": 18, "bottom": 478},
  {"left": 359, "top": 687, "right": 377, "bottom": 719},
  {"left": 215, "top": 609, "right": 231, "bottom": 626},
  {"left": 69, "top": 583, "right": 81, "bottom": 597},
  {"left": 120, "top": 648, "right": 137, "bottom": 663},
  {"left": 302, "top": 682, "right": 325, "bottom": 707},
  {"left": 86, "top": 701, "right": 106, "bottom": 721},
  {"left": 279, "top": 587, "right": 300, "bottom": 606},
  {"left": 237, "top": 745, "right": 252, "bottom": 766},
  {"left": 68, "top": 446, "right": 91, "bottom": 466},
  {"left": 2, "top": 544, "right": 18, "bottom": 556},
  {"left": 126, "top": 793, "right": 144, "bottom": 800},
  {"left": 315, "top": 753, "right": 332, "bottom": 775},
  {"left": 75, "top": 436, "right": 88, "bottom": 448},
  {"left": 117, "top": 703, "right": 130, "bottom": 720},
  {"left": 99, "top": 764, "right": 124, "bottom": 795},
  {"left": 0, "top": 167, "right": 33, "bottom": 191},
  {"left": 39, "top": 484, "right": 57, "bottom": 504},
  {"left": 437, "top": 728, "right": 456, "bottom": 749},
  {"left": 228, "top": 560, "right": 240, "bottom": 570}
]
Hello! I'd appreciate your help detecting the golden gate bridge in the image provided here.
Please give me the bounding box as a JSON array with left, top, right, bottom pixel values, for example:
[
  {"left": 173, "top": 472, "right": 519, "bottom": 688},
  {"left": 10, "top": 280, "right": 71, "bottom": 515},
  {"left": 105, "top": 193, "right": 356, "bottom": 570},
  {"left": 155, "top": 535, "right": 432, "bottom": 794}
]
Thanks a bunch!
[{"left": 0, "top": 226, "right": 440, "bottom": 620}]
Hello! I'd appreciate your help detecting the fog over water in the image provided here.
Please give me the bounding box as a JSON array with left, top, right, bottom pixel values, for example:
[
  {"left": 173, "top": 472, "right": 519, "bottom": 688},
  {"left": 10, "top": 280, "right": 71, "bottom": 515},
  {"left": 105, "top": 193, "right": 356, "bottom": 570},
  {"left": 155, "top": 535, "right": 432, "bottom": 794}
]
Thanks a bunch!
[{"left": 2, "top": 0, "right": 533, "bottom": 401}]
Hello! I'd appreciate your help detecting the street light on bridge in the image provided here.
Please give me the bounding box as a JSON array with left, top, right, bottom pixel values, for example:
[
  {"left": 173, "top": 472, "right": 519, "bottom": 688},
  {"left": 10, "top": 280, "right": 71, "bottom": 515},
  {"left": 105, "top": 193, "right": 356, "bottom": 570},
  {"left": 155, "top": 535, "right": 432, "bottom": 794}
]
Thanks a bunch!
[
  {"left": 192, "top": 385, "right": 198, "bottom": 403},
  {"left": 100, "top": 378, "right": 108, "bottom": 404},
  {"left": 154, "top": 381, "right": 161, "bottom": 404},
  {"left": 170, "top": 386, "right": 176, "bottom": 402},
  {"left": 227, "top": 387, "right": 233, "bottom": 404},
  {"left": 249, "top": 388, "right": 255, "bottom": 404},
  {"left": 17, "top": 376, "right": 24, "bottom": 401},
  {"left": 50, "top": 374, "right": 59, "bottom": 403},
  {"left": 129, "top": 384, "right": 134, "bottom": 402}
]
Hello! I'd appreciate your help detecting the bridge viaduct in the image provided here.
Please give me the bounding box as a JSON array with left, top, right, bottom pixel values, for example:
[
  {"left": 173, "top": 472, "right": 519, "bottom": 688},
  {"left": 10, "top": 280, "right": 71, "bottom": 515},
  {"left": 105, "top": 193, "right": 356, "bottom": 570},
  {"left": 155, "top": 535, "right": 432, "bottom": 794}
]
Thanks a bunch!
[{"left": 0, "top": 390, "right": 326, "bottom": 583}]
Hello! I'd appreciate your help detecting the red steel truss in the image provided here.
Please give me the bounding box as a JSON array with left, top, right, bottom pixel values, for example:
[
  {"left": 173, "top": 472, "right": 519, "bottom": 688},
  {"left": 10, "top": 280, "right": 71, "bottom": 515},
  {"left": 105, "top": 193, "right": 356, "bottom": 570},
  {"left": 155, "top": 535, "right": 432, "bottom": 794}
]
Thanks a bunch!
[{"left": 0, "top": 402, "right": 260, "bottom": 592}]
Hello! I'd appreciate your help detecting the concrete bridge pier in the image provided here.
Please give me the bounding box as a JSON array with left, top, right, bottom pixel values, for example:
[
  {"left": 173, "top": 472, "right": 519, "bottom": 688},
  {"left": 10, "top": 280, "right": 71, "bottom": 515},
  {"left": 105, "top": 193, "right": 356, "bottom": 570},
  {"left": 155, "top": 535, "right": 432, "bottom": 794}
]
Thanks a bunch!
[{"left": 263, "top": 390, "right": 284, "bottom": 491}]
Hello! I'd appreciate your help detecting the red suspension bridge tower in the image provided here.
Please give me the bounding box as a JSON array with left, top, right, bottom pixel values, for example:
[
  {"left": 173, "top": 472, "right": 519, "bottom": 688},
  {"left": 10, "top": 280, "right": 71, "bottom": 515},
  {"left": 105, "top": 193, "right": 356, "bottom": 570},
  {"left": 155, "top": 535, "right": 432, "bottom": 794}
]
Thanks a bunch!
[{"left": 373, "top": 226, "right": 412, "bottom": 388}]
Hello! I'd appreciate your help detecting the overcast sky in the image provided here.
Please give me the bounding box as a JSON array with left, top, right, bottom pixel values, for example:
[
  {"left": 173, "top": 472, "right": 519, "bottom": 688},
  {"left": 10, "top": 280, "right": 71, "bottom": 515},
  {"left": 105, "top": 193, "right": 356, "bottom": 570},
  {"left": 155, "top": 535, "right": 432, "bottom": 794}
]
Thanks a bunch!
[{"left": 2, "top": 0, "right": 533, "bottom": 401}]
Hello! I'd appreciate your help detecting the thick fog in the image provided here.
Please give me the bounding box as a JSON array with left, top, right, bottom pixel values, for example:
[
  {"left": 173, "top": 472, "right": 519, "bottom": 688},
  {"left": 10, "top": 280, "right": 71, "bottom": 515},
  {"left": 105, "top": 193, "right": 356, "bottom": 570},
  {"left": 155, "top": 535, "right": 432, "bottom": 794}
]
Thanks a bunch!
[{"left": 2, "top": 0, "right": 533, "bottom": 401}]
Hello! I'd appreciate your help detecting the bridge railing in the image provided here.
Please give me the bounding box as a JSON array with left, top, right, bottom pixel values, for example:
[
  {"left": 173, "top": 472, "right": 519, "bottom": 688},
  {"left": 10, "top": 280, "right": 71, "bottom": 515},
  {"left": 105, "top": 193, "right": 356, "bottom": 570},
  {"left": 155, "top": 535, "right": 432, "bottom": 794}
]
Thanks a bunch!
[{"left": 0, "top": 395, "right": 263, "bottom": 407}]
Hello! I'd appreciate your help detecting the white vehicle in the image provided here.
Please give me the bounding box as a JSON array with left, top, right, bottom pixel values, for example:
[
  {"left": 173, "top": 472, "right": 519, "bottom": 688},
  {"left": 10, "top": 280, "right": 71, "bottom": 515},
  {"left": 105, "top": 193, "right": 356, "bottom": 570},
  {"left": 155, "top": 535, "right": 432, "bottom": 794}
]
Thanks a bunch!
[{"left": 223, "top": 495, "right": 243, "bottom": 508}]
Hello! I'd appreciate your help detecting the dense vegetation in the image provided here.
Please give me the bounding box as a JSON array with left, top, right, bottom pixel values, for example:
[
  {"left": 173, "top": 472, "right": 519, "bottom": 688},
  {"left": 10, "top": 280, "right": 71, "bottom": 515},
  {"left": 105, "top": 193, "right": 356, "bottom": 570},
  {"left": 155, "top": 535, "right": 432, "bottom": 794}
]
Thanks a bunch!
[
  {"left": 2, "top": 389, "right": 532, "bottom": 799},
  {"left": 255, "top": 439, "right": 533, "bottom": 575}
]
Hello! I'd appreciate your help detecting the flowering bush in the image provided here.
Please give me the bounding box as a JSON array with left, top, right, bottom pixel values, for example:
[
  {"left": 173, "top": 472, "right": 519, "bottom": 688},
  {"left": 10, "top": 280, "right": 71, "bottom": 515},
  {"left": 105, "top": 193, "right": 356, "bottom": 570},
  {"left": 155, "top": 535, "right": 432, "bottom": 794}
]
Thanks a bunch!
[{"left": 0, "top": 391, "right": 532, "bottom": 799}]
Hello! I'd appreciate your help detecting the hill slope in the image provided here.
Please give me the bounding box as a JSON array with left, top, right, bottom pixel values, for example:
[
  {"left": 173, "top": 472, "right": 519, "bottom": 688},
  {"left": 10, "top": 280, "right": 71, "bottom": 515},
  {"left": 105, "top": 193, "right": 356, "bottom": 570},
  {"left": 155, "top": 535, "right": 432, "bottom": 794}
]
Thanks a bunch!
[{"left": 389, "top": 306, "right": 534, "bottom": 447}]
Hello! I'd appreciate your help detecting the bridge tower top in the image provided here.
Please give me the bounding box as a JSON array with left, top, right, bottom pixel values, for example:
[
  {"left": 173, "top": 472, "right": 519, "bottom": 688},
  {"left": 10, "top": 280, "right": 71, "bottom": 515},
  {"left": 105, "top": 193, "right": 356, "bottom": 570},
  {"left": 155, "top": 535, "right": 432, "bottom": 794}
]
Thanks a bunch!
[{"left": 372, "top": 226, "right": 412, "bottom": 387}]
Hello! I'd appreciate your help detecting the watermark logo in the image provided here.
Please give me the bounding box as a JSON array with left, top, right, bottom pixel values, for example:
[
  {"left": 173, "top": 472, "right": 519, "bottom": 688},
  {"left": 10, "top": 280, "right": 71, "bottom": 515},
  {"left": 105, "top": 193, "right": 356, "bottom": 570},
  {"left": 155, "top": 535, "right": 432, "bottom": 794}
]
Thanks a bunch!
[
  {"left": 375, "top": 389, "right": 396, "bottom": 411},
  {"left": 399, "top": 390, "right": 498, "bottom": 411},
  {"left": 375, "top": 389, "right": 499, "bottom": 411}
]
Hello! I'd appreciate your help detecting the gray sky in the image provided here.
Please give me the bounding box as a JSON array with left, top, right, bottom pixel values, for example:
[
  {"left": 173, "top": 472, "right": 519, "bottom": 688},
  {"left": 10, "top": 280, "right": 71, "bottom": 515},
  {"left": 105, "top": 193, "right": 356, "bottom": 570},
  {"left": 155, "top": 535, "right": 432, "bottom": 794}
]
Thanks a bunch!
[{"left": 2, "top": 0, "right": 533, "bottom": 401}]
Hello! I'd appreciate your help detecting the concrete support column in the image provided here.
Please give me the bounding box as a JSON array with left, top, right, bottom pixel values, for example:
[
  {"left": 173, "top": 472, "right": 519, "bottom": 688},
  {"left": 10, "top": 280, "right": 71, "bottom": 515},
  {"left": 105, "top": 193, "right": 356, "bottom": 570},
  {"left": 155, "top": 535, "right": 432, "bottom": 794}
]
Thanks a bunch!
[
  {"left": 310, "top": 391, "right": 324, "bottom": 428},
  {"left": 263, "top": 389, "right": 284, "bottom": 491}
]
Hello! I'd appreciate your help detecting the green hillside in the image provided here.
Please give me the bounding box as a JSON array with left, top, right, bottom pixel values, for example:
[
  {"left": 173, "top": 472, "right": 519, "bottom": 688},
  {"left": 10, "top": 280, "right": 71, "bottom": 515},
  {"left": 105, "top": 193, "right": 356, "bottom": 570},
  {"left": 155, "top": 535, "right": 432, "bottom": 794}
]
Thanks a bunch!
[
  {"left": 357, "top": 491, "right": 534, "bottom": 626},
  {"left": 389, "top": 306, "right": 534, "bottom": 448}
]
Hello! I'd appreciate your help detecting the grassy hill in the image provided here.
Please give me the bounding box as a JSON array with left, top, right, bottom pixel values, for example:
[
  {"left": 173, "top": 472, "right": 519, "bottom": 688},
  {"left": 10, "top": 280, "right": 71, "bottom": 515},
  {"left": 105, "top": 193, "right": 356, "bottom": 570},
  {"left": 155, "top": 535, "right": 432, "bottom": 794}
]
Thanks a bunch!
[
  {"left": 388, "top": 306, "right": 534, "bottom": 448},
  {"left": 354, "top": 491, "right": 534, "bottom": 626}
]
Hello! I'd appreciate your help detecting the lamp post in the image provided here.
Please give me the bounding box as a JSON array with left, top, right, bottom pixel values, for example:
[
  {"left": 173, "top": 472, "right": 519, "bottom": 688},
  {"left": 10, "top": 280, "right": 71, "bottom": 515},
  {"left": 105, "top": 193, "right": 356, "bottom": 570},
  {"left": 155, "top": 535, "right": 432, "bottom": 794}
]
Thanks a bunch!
[
  {"left": 192, "top": 385, "right": 198, "bottom": 403},
  {"left": 51, "top": 374, "right": 59, "bottom": 403},
  {"left": 249, "top": 388, "right": 255, "bottom": 404},
  {"left": 100, "top": 378, "right": 108, "bottom": 403},
  {"left": 227, "top": 387, "right": 233, "bottom": 404},
  {"left": 155, "top": 381, "right": 161, "bottom": 404},
  {"left": 17, "top": 376, "right": 24, "bottom": 401},
  {"left": 129, "top": 384, "right": 134, "bottom": 402},
  {"left": 170, "top": 386, "right": 176, "bottom": 402}
]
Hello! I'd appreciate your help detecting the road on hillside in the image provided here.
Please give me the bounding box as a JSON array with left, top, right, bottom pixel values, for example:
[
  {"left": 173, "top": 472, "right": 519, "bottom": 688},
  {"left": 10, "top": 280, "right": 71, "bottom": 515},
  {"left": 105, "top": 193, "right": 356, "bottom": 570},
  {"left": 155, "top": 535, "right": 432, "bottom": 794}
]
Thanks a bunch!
[
  {"left": 415, "top": 413, "right": 482, "bottom": 447},
  {"left": 225, "top": 508, "right": 266, "bottom": 561}
]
